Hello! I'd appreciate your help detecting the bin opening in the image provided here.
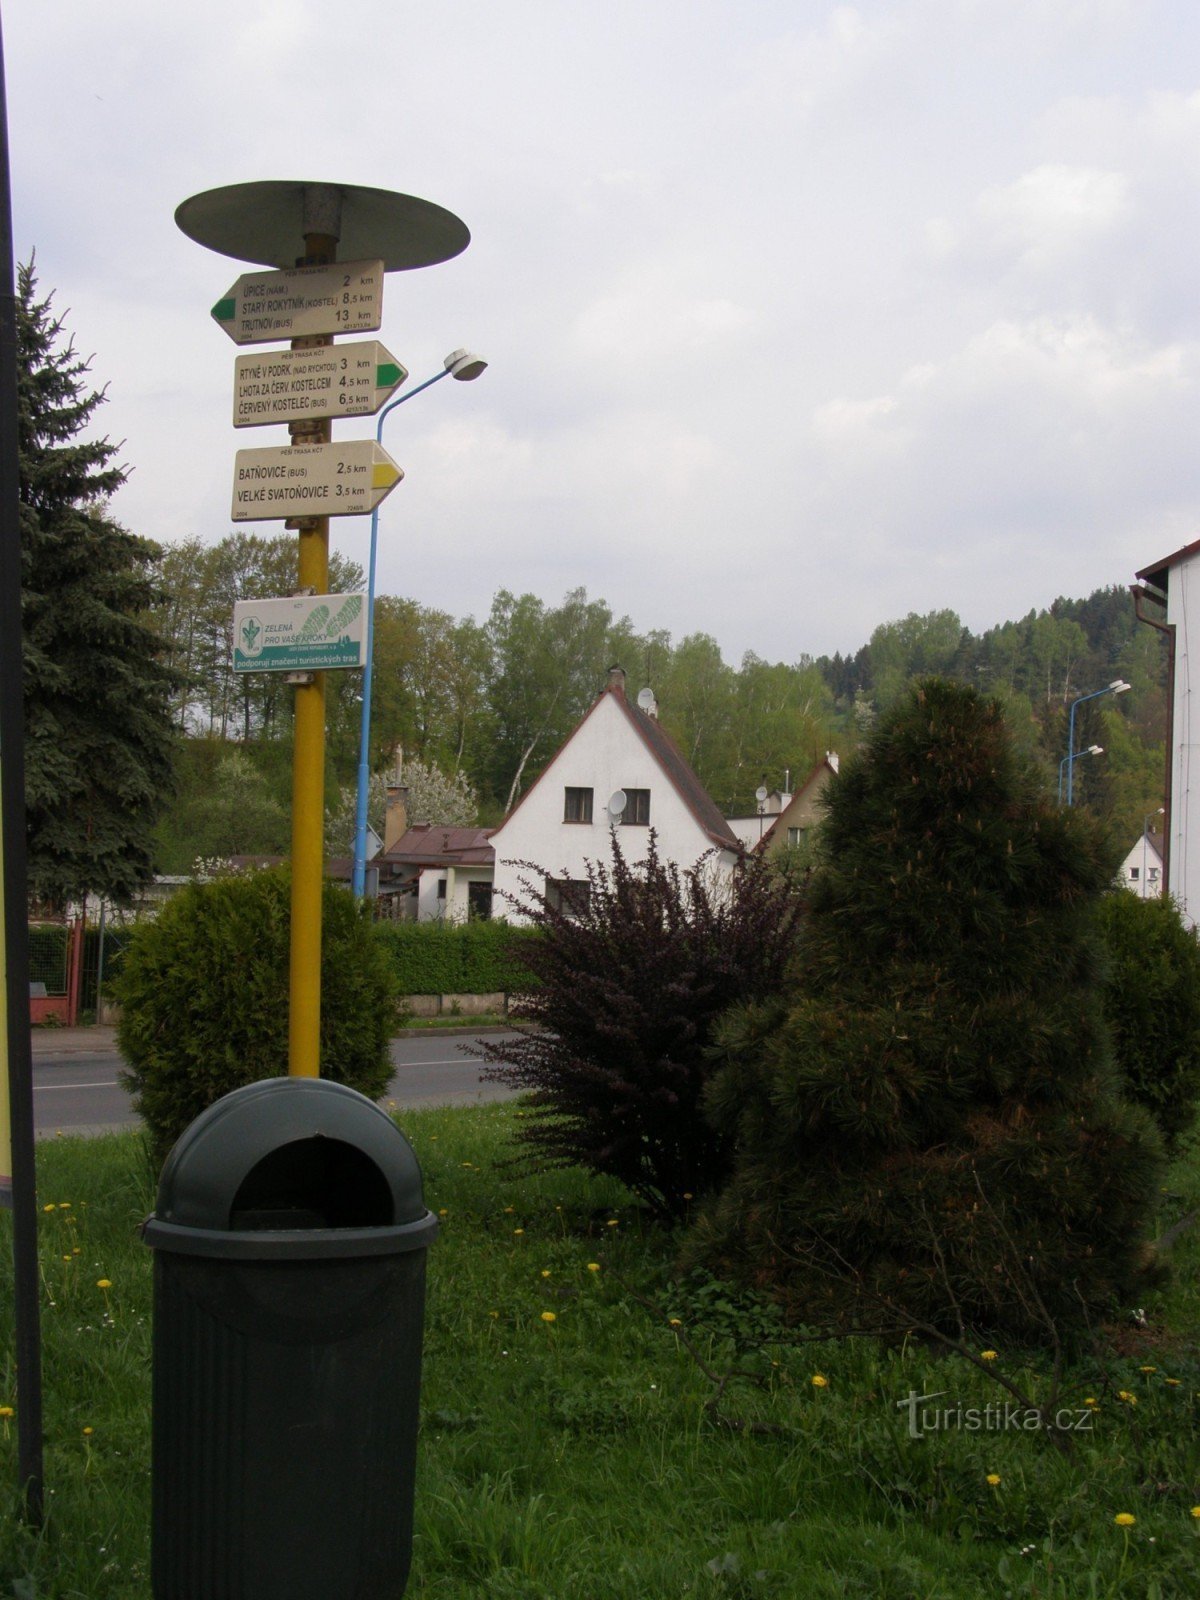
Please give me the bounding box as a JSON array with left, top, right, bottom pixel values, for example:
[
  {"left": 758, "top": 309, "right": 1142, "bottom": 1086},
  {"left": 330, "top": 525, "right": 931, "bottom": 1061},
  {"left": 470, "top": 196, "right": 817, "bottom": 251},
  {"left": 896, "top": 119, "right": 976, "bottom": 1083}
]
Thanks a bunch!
[{"left": 229, "top": 1137, "right": 395, "bottom": 1230}]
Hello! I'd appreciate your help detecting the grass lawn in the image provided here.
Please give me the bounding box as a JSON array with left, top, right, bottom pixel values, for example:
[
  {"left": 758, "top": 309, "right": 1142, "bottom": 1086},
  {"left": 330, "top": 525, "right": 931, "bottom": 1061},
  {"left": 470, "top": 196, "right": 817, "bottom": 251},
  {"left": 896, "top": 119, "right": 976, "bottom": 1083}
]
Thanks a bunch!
[{"left": 2, "top": 1102, "right": 1199, "bottom": 1598}]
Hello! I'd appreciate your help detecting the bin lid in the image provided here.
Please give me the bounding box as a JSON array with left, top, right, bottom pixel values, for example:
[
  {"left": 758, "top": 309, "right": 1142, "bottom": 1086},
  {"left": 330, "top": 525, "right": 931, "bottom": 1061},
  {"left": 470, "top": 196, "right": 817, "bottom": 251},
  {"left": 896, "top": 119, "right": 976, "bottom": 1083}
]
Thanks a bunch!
[{"left": 151, "top": 1077, "right": 429, "bottom": 1237}]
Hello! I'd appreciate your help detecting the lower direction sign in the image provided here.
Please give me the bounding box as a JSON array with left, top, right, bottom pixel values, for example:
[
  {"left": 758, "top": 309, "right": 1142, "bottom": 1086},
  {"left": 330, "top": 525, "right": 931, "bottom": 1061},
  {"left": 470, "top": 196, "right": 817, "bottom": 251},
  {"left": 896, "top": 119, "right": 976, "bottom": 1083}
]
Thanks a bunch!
[
  {"left": 231, "top": 440, "right": 403, "bottom": 521},
  {"left": 233, "top": 593, "right": 367, "bottom": 673}
]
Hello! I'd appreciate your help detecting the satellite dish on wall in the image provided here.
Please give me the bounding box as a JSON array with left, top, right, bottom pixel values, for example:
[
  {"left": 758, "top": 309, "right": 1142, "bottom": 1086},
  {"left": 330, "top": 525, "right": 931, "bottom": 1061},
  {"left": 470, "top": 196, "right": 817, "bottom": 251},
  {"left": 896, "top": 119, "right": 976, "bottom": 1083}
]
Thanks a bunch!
[
  {"left": 637, "top": 687, "right": 657, "bottom": 714},
  {"left": 755, "top": 785, "right": 769, "bottom": 805},
  {"left": 607, "top": 789, "right": 627, "bottom": 821}
]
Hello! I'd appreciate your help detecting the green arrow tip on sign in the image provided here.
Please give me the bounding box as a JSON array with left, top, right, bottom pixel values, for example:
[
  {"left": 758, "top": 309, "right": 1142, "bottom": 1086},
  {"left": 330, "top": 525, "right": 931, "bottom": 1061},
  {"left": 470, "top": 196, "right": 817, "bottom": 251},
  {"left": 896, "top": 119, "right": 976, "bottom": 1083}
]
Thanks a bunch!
[
  {"left": 376, "top": 363, "right": 404, "bottom": 389},
  {"left": 212, "top": 297, "right": 236, "bottom": 323}
]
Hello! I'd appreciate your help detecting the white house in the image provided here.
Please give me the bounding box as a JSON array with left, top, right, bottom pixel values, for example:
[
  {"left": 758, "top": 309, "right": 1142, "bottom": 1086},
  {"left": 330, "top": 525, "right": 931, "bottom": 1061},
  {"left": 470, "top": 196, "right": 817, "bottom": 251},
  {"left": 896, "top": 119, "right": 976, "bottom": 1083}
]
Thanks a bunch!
[
  {"left": 1116, "top": 831, "right": 1164, "bottom": 899},
  {"left": 489, "top": 667, "right": 743, "bottom": 921},
  {"left": 1133, "top": 545, "right": 1193, "bottom": 919}
]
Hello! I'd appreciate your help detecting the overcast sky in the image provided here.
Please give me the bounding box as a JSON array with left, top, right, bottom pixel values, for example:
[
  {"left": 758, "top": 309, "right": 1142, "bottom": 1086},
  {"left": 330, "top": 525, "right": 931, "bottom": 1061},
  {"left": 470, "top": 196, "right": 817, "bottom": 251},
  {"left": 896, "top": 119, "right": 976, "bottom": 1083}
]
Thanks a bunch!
[{"left": 6, "top": 1, "right": 1198, "bottom": 665}]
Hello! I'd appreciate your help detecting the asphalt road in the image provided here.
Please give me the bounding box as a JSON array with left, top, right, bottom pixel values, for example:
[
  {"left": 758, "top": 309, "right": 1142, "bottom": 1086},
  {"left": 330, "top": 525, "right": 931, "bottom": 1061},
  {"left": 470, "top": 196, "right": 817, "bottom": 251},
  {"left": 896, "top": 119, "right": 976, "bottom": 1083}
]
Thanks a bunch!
[{"left": 30, "top": 1031, "right": 521, "bottom": 1139}]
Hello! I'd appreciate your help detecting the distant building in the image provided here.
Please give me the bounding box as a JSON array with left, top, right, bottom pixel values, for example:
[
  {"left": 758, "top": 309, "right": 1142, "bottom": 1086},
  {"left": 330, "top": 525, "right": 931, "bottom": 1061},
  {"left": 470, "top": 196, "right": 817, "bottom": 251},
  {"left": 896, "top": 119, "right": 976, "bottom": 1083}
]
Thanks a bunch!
[
  {"left": 1116, "top": 830, "right": 1164, "bottom": 899},
  {"left": 755, "top": 753, "right": 839, "bottom": 858}
]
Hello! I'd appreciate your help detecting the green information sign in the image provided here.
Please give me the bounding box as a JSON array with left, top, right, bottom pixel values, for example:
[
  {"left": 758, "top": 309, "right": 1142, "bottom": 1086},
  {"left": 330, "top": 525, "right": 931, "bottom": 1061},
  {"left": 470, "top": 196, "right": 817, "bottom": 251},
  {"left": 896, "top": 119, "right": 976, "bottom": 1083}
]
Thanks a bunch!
[{"left": 233, "top": 593, "right": 366, "bottom": 673}]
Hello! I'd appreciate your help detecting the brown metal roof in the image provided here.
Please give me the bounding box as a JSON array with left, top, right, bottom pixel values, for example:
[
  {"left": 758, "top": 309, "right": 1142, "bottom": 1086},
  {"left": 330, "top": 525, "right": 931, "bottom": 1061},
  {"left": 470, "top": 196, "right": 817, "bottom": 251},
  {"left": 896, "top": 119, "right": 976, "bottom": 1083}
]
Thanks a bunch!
[{"left": 375, "top": 824, "right": 495, "bottom": 870}]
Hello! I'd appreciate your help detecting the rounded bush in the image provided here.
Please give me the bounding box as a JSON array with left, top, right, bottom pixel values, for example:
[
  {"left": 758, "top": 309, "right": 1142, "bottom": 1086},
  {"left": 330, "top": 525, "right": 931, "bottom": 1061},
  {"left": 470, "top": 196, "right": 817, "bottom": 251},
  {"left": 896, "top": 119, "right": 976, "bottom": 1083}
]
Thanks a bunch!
[
  {"left": 116, "top": 867, "right": 398, "bottom": 1162},
  {"left": 1096, "top": 889, "right": 1200, "bottom": 1153}
]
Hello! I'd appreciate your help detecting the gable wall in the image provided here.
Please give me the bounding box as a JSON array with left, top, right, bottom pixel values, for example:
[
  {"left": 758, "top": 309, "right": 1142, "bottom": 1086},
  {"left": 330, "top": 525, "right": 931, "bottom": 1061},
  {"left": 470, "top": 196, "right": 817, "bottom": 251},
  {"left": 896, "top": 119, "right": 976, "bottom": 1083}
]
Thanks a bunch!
[{"left": 490, "top": 694, "right": 732, "bottom": 920}]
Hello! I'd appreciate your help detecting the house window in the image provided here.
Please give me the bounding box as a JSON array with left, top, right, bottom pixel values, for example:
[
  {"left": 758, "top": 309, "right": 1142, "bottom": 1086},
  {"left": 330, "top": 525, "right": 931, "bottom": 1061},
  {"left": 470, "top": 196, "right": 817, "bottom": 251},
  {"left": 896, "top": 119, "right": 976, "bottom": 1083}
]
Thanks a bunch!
[
  {"left": 436, "top": 878, "right": 447, "bottom": 898},
  {"left": 787, "top": 826, "right": 806, "bottom": 847},
  {"left": 1149, "top": 867, "right": 1160, "bottom": 881},
  {"left": 621, "top": 788, "right": 651, "bottom": 826},
  {"left": 467, "top": 881, "right": 493, "bottom": 920},
  {"left": 545, "top": 876, "right": 591, "bottom": 916},
  {"left": 564, "top": 786, "right": 594, "bottom": 823},
  {"left": 1129, "top": 867, "right": 1140, "bottom": 881}
]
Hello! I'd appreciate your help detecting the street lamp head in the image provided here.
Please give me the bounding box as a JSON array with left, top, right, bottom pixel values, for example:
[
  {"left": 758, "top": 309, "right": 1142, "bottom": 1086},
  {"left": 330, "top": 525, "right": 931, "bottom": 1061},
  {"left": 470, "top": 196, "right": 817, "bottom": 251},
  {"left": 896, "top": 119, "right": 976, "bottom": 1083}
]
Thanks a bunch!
[
  {"left": 1109, "top": 680, "right": 1131, "bottom": 694},
  {"left": 1088, "top": 745, "right": 1104, "bottom": 756},
  {"left": 444, "top": 349, "right": 487, "bottom": 381}
]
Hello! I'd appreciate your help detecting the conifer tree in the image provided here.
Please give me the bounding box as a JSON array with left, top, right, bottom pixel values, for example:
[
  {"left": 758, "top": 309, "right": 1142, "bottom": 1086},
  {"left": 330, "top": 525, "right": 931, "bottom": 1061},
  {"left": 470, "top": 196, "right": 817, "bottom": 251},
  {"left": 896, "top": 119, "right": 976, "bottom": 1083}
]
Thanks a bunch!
[
  {"left": 691, "top": 679, "right": 1165, "bottom": 1340},
  {"left": 18, "top": 259, "right": 176, "bottom": 907}
]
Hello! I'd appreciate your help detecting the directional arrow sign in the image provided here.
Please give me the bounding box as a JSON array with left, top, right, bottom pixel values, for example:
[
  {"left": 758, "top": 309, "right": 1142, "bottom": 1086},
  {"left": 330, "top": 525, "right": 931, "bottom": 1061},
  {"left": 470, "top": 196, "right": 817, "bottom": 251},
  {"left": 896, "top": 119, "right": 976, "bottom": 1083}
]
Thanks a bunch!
[
  {"left": 232, "top": 342, "right": 407, "bottom": 427},
  {"left": 231, "top": 441, "right": 403, "bottom": 521},
  {"left": 212, "top": 258, "right": 385, "bottom": 345}
]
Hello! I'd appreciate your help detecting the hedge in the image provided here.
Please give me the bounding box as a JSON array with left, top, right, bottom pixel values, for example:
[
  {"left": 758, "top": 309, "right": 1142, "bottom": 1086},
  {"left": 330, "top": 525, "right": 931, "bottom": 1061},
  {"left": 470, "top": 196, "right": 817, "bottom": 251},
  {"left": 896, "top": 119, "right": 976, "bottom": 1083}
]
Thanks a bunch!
[{"left": 374, "top": 919, "right": 538, "bottom": 996}]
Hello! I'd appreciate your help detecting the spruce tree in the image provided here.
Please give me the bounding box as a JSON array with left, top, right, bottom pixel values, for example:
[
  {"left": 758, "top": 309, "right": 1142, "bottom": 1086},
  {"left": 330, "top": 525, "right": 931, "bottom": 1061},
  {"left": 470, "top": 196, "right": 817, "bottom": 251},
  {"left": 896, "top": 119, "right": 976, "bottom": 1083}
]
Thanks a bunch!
[
  {"left": 691, "top": 679, "right": 1165, "bottom": 1341},
  {"left": 18, "top": 259, "right": 176, "bottom": 908}
]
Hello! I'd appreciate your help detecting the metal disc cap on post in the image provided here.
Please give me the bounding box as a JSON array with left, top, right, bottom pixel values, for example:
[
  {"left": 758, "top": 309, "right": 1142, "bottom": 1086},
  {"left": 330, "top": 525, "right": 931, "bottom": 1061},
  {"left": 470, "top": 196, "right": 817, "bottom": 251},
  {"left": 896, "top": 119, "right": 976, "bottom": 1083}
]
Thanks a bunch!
[{"left": 175, "top": 180, "right": 470, "bottom": 269}]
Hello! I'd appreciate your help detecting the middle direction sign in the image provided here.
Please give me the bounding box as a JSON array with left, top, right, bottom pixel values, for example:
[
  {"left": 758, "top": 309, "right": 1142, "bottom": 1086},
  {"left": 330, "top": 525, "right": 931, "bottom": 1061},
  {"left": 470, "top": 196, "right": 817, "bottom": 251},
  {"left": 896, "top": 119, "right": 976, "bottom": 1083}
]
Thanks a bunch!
[
  {"left": 212, "top": 258, "right": 385, "bottom": 345},
  {"left": 232, "top": 342, "right": 408, "bottom": 427},
  {"left": 232, "top": 440, "right": 403, "bottom": 522}
]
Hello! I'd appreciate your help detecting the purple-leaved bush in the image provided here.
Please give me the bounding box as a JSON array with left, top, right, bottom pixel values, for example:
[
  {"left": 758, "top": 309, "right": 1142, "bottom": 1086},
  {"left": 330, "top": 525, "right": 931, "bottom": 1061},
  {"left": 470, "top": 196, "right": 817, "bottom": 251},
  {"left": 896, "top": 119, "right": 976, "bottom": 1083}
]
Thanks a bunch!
[{"left": 481, "top": 831, "right": 804, "bottom": 1219}]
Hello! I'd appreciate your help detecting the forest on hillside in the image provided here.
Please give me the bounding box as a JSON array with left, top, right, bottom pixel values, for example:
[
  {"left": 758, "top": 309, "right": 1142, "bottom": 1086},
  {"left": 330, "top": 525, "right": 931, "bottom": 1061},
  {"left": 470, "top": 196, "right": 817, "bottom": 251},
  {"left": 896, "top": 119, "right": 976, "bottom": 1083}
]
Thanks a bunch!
[{"left": 149, "top": 533, "right": 1167, "bottom": 872}]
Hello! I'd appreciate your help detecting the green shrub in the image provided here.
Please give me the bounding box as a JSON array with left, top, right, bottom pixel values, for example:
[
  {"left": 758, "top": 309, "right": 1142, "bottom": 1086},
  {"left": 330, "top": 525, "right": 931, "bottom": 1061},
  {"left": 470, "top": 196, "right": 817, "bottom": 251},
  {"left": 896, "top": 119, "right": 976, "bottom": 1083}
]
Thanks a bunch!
[
  {"left": 116, "top": 867, "right": 397, "bottom": 1162},
  {"left": 374, "top": 918, "right": 538, "bottom": 995},
  {"left": 690, "top": 680, "right": 1165, "bottom": 1341},
  {"left": 1096, "top": 889, "right": 1200, "bottom": 1153}
]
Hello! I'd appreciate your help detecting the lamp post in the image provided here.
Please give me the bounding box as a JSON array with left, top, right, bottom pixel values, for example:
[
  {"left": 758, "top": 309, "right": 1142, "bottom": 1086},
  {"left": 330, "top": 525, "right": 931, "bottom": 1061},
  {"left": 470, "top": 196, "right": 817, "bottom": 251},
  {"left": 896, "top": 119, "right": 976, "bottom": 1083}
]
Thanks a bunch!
[
  {"left": 1058, "top": 745, "right": 1103, "bottom": 805},
  {"left": 351, "top": 349, "right": 487, "bottom": 899},
  {"left": 1065, "top": 679, "right": 1130, "bottom": 806}
]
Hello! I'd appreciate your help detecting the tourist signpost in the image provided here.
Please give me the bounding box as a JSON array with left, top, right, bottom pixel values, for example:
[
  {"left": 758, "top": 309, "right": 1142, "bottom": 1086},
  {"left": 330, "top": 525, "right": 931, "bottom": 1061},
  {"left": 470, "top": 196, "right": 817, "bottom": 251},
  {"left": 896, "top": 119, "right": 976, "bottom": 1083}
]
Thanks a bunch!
[
  {"left": 177, "top": 179, "right": 471, "bottom": 1081},
  {"left": 212, "top": 258, "right": 385, "bottom": 344},
  {"left": 232, "top": 342, "right": 407, "bottom": 426},
  {"left": 231, "top": 440, "right": 403, "bottom": 520}
]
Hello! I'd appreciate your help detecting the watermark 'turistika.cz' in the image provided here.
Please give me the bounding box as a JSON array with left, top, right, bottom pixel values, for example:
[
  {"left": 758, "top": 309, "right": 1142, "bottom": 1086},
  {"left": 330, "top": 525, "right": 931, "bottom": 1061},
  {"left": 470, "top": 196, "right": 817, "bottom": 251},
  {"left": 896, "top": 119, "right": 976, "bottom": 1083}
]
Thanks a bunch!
[{"left": 897, "top": 1390, "right": 1094, "bottom": 1439}]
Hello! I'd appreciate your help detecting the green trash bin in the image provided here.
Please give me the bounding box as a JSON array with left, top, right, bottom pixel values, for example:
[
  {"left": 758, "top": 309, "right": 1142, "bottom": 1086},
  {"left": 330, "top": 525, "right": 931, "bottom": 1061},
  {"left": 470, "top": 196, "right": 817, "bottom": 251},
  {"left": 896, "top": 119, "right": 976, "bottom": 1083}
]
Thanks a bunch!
[{"left": 142, "top": 1077, "right": 438, "bottom": 1600}]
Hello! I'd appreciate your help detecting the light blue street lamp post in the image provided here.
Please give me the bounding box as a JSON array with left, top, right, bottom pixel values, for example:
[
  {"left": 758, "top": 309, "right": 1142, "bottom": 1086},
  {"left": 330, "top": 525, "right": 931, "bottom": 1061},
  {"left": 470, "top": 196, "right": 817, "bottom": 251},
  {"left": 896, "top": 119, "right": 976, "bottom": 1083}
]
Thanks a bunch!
[
  {"left": 351, "top": 349, "right": 487, "bottom": 898},
  {"left": 1065, "top": 679, "right": 1130, "bottom": 806},
  {"left": 1058, "top": 744, "right": 1103, "bottom": 805}
]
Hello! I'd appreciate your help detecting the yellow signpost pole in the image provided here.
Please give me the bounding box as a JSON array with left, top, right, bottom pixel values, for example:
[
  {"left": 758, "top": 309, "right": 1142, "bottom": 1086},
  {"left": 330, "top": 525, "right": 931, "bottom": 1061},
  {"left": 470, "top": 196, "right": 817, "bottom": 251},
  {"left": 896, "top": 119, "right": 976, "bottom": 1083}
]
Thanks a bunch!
[{"left": 287, "top": 226, "right": 335, "bottom": 1078}]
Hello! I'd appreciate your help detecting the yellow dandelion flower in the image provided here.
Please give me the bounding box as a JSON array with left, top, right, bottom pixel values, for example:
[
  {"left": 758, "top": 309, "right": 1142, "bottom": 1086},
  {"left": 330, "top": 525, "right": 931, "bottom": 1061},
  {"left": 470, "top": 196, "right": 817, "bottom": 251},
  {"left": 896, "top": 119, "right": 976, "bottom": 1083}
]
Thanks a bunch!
[
  {"left": 513, "top": 1228, "right": 524, "bottom": 1236},
  {"left": 96, "top": 1279, "right": 112, "bottom": 1291},
  {"left": 1140, "top": 1365, "right": 1157, "bottom": 1373},
  {"left": 438, "top": 1209, "right": 448, "bottom": 1217},
  {"left": 488, "top": 1311, "right": 499, "bottom": 1319},
  {"left": 1164, "top": 1378, "right": 1181, "bottom": 1387},
  {"left": 62, "top": 1255, "right": 71, "bottom": 1263},
  {"left": 980, "top": 1350, "right": 998, "bottom": 1362},
  {"left": 42, "top": 1204, "right": 55, "bottom": 1213},
  {"left": 1114, "top": 1513, "right": 1136, "bottom": 1527},
  {"left": 1085, "top": 1397, "right": 1099, "bottom": 1408},
  {"left": 1191, "top": 1506, "right": 1200, "bottom": 1519},
  {"left": 58, "top": 1202, "right": 71, "bottom": 1210},
  {"left": 606, "top": 1219, "right": 619, "bottom": 1228},
  {"left": 668, "top": 1318, "right": 683, "bottom": 1327},
  {"left": 811, "top": 1374, "right": 829, "bottom": 1389},
  {"left": 540, "top": 1311, "right": 556, "bottom": 1324},
  {"left": 1117, "top": 1390, "right": 1137, "bottom": 1405},
  {"left": 986, "top": 1474, "right": 1001, "bottom": 1486},
  {"left": 683, "top": 1193, "right": 693, "bottom": 1201},
  {"left": 0, "top": 1406, "right": 13, "bottom": 1418},
  {"left": 541, "top": 1269, "right": 552, "bottom": 1278},
  {"left": 504, "top": 1206, "right": 515, "bottom": 1214},
  {"left": 82, "top": 1426, "right": 93, "bottom": 1437}
]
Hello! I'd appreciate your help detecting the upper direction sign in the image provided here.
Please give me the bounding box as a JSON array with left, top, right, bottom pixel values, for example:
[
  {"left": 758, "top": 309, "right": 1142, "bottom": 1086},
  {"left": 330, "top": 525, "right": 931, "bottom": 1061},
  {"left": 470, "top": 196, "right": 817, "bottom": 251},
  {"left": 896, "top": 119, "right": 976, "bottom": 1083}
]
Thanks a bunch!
[
  {"left": 212, "top": 259, "right": 385, "bottom": 345},
  {"left": 231, "top": 440, "right": 403, "bottom": 521},
  {"left": 232, "top": 342, "right": 408, "bottom": 427}
]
